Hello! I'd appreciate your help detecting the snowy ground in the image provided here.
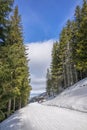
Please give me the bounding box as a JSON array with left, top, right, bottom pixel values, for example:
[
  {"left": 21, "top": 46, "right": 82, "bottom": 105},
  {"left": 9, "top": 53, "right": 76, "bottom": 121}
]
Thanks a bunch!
[
  {"left": 44, "top": 78, "right": 87, "bottom": 112},
  {"left": 0, "top": 103, "right": 87, "bottom": 130},
  {"left": 0, "top": 78, "right": 87, "bottom": 130}
]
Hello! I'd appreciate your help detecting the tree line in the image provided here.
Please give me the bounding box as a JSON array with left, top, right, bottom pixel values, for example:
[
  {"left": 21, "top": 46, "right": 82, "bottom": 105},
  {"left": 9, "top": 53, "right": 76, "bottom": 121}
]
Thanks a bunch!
[
  {"left": 46, "top": 0, "right": 87, "bottom": 96},
  {"left": 0, "top": 0, "right": 31, "bottom": 122}
]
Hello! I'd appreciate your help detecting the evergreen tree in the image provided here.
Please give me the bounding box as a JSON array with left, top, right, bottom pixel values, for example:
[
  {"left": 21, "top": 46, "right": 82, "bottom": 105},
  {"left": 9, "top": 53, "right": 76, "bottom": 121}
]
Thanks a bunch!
[
  {"left": 8, "top": 6, "right": 31, "bottom": 109},
  {"left": 73, "top": 5, "right": 82, "bottom": 80},
  {"left": 0, "top": 0, "right": 14, "bottom": 44},
  {"left": 46, "top": 69, "right": 52, "bottom": 96},
  {"left": 51, "top": 42, "right": 62, "bottom": 94},
  {"left": 76, "top": 0, "right": 87, "bottom": 76},
  {"left": 0, "top": 4, "right": 31, "bottom": 121},
  {"left": 0, "top": 0, "right": 14, "bottom": 121},
  {"left": 59, "top": 27, "right": 67, "bottom": 88},
  {"left": 59, "top": 20, "right": 79, "bottom": 88}
]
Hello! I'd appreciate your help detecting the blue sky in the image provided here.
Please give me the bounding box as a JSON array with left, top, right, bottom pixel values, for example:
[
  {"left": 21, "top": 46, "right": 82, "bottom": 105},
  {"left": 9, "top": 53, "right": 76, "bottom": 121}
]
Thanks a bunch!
[
  {"left": 15, "top": 0, "right": 82, "bottom": 43},
  {"left": 15, "top": 0, "right": 82, "bottom": 96}
]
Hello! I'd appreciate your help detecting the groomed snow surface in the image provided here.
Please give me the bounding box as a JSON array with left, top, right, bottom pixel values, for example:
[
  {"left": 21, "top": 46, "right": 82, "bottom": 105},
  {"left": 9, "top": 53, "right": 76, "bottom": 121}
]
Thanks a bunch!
[
  {"left": 44, "top": 78, "right": 87, "bottom": 112},
  {"left": 0, "top": 78, "right": 87, "bottom": 130}
]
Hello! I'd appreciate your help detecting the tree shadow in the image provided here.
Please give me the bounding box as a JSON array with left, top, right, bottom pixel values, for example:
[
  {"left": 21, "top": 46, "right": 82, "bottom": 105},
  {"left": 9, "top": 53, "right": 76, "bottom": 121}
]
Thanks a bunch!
[{"left": 0, "top": 110, "right": 23, "bottom": 130}]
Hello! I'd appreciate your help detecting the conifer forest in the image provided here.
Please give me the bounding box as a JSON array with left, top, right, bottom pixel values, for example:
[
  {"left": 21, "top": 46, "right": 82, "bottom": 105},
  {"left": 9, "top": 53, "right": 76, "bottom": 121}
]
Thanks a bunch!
[
  {"left": 0, "top": 0, "right": 31, "bottom": 121},
  {"left": 46, "top": 0, "right": 87, "bottom": 96},
  {"left": 0, "top": 0, "right": 87, "bottom": 123}
]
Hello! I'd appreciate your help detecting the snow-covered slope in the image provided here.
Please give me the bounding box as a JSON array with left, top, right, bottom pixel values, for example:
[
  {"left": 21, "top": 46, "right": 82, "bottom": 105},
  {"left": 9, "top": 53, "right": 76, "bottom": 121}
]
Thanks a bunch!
[
  {"left": 0, "top": 103, "right": 87, "bottom": 130},
  {"left": 0, "top": 78, "right": 87, "bottom": 130},
  {"left": 44, "top": 78, "right": 87, "bottom": 112}
]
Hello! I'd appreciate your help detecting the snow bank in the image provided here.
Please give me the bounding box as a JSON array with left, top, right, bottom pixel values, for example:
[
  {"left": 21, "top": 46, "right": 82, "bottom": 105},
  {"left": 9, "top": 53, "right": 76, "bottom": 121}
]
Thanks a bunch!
[{"left": 43, "top": 78, "right": 87, "bottom": 112}]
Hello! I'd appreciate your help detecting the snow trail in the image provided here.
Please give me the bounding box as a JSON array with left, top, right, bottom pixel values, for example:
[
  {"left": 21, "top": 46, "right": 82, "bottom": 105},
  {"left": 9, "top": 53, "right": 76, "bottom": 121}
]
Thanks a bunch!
[
  {"left": 1, "top": 78, "right": 87, "bottom": 130},
  {"left": 0, "top": 103, "right": 87, "bottom": 130}
]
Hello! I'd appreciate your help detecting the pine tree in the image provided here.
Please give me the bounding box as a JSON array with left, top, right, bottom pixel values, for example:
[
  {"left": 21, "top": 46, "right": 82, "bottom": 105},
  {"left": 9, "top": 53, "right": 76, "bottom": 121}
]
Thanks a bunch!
[
  {"left": 0, "top": 4, "right": 31, "bottom": 121},
  {"left": 73, "top": 5, "right": 82, "bottom": 80},
  {"left": 51, "top": 42, "right": 62, "bottom": 94},
  {"left": 46, "top": 69, "right": 52, "bottom": 96},
  {"left": 59, "top": 27, "right": 67, "bottom": 88},
  {"left": 59, "top": 20, "right": 79, "bottom": 88},
  {"left": 8, "top": 6, "right": 31, "bottom": 109},
  {"left": 0, "top": 0, "right": 14, "bottom": 44},
  {"left": 0, "top": 0, "right": 14, "bottom": 121},
  {"left": 47, "top": 0, "right": 87, "bottom": 97},
  {"left": 76, "top": 0, "right": 87, "bottom": 76}
]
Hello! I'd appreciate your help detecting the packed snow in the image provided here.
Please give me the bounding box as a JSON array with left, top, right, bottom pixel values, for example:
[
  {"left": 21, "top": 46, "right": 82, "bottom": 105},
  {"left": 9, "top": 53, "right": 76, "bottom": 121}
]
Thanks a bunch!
[
  {"left": 0, "top": 103, "right": 87, "bottom": 130},
  {"left": 43, "top": 78, "right": 87, "bottom": 112},
  {"left": 0, "top": 78, "right": 87, "bottom": 130}
]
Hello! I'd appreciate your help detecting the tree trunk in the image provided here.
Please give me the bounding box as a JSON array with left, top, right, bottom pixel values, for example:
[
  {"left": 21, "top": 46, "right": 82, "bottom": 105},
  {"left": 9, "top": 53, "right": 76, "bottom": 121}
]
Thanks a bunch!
[
  {"left": 63, "top": 64, "right": 67, "bottom": 88},
  {"left": 13, "top": 97, "right": 15, "bottom": 111},
  {"left": 70, "top": 63, "right": 74, "bottom": 85},
  {"left": 80, "top": 70, "right": 83, "bottom": 80},
  {"left": 7, "top": 99, "right": 11, "bottom": 117},
  {"left": 18, "top": 97, "right": 21, "bottom": 109},
  {"left": 74, "top": 64, "right": 78, "bottom": 83},
  {"left": 66, "top": 42, "right": 71, "bottom": 87},
  {"left": 66, "top": 63, "right": 70, "bottom": 87}
]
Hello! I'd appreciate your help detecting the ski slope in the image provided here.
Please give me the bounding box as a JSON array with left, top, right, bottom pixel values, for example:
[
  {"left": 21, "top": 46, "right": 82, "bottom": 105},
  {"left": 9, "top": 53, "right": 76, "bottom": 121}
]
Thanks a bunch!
[
  {"left": 0, "top": 78, "right": 87, "bottom": 130},
  {"left": 44, "top": 78, "right": 87, "bottom": 112},
  {"left": 0, "top": 103, "right": 87, "bottom": 130}
]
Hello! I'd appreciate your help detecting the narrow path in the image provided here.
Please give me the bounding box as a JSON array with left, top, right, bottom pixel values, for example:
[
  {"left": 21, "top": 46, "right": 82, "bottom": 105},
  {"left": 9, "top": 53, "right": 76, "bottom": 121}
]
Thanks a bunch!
[{"left": 1, "top": 103, "right": 87, "bottom": 130}]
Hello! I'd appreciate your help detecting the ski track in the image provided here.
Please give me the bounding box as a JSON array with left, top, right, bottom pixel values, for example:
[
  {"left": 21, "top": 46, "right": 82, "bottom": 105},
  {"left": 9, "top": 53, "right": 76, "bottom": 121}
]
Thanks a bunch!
[{"left": 0, "top": 103, "right": 87, "bottom": 130}]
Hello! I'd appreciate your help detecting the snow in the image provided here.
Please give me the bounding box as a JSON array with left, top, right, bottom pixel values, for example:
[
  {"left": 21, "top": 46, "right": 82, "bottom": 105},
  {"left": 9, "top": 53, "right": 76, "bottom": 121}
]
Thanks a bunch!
[
  {"left": 0, "top": 78, "right": 87, "bottom": 130},
  {"left": 43, "top": 78, "right": 87, "bottom": 112},
  {"left": 0, "top": 103, "right": 87, "bottom": 130}
]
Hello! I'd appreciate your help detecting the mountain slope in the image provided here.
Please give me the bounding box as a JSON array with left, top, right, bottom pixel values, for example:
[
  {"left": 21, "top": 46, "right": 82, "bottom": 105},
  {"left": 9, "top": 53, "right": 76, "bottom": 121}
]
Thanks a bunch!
[
  {"left": 0, "top": 78, "right": 87, "bottom": 130},
  {"left": 44, "top": 78, "right": 87, "bottom": 112},
  {"left": 0, "top": 103, "right": 87, "bottom": 130}
]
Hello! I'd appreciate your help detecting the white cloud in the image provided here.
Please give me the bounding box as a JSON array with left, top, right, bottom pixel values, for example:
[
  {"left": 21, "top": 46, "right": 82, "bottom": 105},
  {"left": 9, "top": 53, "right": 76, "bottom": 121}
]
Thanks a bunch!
[{"left": 26, "top": 39, "right": 55, "bottom": 94}]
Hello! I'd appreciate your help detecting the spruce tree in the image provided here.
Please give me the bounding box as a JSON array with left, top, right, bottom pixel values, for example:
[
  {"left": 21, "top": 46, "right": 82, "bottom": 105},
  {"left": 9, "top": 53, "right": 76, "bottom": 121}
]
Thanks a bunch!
[
  {"left": 0, "top": 0, "right": 14, "bottom": 44},
  {"left": 51, "top": 42, "right": 62, "bottom": 94},
  {"left": 46, "top": 69, "right": 52, "bottom": 96},
  {"left": 0, "top": 4, "right": 31, "bottom": 121},
  {"left": 8, "top": 6, "right": 31, "bottom": 109},
  {"left": 0, "top": 0, "right": 14, "bottom": 121},
  {"left": 76, "top": 0, "right": 87, "bottom": 76}
]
